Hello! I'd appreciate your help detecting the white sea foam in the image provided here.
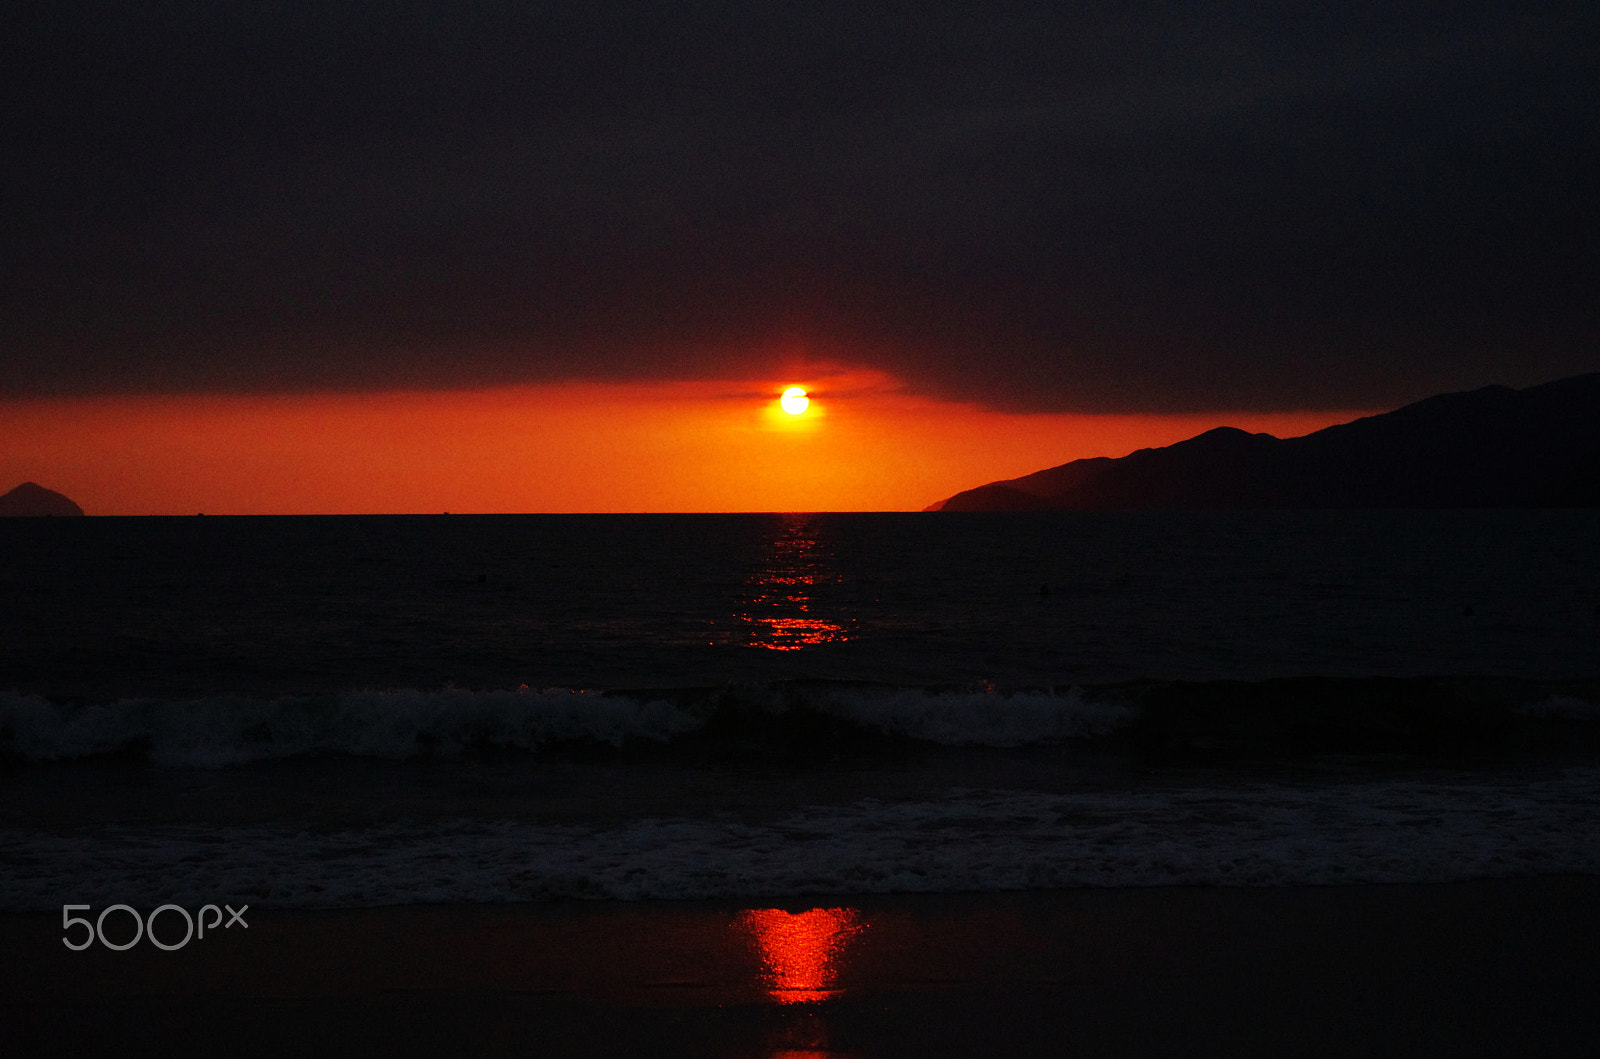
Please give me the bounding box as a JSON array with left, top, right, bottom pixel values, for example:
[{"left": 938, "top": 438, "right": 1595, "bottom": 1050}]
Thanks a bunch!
[
  {"left": 6, "top": 769, "right": 1600, "bottom": 910},
  {"left": 0, "top": 686, "right": 1134, "bottom": 766},
  {"left": 0, "top": 688, "right": 700, "bottom": 767},
  {"left": 1519, "top": 695, "right": 1600, "bottom": 721}
]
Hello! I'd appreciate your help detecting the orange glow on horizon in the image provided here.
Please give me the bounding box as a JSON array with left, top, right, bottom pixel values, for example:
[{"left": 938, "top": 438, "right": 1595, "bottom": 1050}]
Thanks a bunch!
[
  {"left": 0, "top": 373, "right": 1375, "bottom": 514},
  {"left": 740, "top": 907, "right": 865, "bottom": 1003}
]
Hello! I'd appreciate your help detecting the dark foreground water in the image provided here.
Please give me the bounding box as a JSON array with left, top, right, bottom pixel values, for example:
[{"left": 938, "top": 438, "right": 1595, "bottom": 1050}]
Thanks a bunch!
[{"left": 2, "top": 511, "right": 1598, "bottom": 909}]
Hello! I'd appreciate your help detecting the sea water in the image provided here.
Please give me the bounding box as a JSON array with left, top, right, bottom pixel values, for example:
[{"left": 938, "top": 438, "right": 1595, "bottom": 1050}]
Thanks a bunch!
[{"left": 2, "top": 511, "right": 1597, "bottom": 909}]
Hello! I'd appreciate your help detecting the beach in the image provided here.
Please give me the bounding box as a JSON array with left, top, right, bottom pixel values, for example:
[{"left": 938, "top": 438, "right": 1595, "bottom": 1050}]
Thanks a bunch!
[{"left": 8, "top": 877, "right": 1600, "bottom": 1056}]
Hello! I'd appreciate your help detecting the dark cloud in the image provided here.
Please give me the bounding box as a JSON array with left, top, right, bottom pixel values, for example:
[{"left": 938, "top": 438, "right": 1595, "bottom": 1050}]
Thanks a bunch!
[{"left": 3, "top": 1, "right": 1595, "bottom": 410}]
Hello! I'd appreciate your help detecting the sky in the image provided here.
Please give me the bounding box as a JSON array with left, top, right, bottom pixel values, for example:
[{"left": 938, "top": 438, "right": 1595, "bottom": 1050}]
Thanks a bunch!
[{"left": 3, "top": 2, "right": 1595, "bottom": 512}]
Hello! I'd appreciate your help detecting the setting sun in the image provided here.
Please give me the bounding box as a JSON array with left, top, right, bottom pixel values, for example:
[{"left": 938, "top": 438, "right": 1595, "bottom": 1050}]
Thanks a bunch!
[{"left": 780, "top": 387, "right": 810, "bottom": 415}]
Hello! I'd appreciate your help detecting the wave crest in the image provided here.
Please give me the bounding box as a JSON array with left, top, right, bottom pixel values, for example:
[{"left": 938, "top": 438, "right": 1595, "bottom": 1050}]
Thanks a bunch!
[{"left": 0, "top": 688, "right": 700, "bottom": 768}]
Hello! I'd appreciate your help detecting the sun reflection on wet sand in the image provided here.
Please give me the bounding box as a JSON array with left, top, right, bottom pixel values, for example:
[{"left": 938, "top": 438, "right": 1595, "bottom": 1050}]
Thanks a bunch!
[
  {"left": 736, "top": 514, "right": 854, "bottom": 651},
  {"left": 740, "top": 907, "right": 866, "bottom": 1004}
]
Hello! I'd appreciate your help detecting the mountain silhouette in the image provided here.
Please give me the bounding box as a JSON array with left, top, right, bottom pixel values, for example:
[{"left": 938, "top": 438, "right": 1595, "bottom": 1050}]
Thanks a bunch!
[
  {"left": 929, "top": 374, "right": 1600, "bottom": 511},
  {"left": 0, "top": 482, "right": 86, "bottom": 517}
]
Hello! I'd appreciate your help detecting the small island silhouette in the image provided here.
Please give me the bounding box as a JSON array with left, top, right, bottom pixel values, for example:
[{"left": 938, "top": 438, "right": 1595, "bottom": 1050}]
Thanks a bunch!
[
  {"left": 0, "top": 482, "right": 86, "bottom": 517},
  {"left": 928, "top": 373, "right": 1600, "bottom": 510}
]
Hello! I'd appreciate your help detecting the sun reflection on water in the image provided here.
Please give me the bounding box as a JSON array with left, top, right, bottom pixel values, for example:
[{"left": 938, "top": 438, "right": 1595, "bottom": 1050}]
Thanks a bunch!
[
  {"left": 740, "top": 906, "right": 866, "bottom": 1004},
  {"left": 736, "top": 513, "right": 854, "bottom": 651}
]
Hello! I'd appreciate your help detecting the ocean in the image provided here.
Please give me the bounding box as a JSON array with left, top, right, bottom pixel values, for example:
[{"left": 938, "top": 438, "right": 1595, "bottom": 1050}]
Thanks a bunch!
[{"left": 3, "top": 510, "right": 1598, "bottom": 911}]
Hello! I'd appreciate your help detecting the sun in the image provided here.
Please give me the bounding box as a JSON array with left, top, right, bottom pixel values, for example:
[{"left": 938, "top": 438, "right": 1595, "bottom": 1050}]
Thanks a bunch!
[{"left": 780, "top": 386, "right": 810, "bottom": 415}]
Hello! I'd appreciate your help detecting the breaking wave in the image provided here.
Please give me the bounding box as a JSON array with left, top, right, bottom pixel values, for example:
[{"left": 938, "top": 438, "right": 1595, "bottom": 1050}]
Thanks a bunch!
[
  {"left": 0, "top": 683, "right": 1128, "bottom": 768},
  {"left": 8, "top": 770, "right": 1600, "bottom": 909},
  {"left": 3, "top": 675, "right": 1595, "bottom": 768}
]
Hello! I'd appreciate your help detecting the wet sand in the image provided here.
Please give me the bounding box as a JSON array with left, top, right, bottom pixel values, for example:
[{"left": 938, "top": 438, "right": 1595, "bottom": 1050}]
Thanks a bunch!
[{"left": 6, "top": 877, "right": 1600, "bottom": 1057}]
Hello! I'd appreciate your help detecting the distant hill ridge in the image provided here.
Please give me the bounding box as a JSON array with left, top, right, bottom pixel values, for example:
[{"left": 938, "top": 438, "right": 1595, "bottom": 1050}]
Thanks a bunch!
[
  {"left": 928, "top": 373, "right": 1600, "bottom": 511},
  {"left": 0, "top": 482, "right": 85, "bottom": 517}
]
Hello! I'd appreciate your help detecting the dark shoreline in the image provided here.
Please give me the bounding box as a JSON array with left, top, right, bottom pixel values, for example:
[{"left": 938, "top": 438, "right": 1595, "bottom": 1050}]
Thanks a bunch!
[{"left": 8, "top": 877, "right": 1600, "bottom": 1057}]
